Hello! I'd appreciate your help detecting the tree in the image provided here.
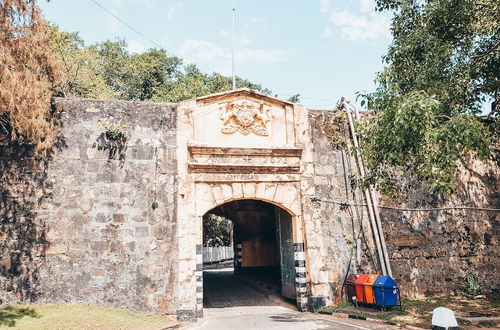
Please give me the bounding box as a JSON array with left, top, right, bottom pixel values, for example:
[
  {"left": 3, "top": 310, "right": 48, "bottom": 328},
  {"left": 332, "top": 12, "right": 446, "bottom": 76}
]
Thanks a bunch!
[
  {"left": 121, "top": 49, "right": 182, "bottom": 101},
  {"left": 287, "top": 94, "right": 301, "bottom": 103},
  {"left": 203, "top": 214, "right": 233, "bottom": 247},
  {"left": 0, "top": 0, "right": 65, "bottom": 150},
  {"left": 48, "top": 25, "right": 273, "bottom": 103},
  {"left": 358, "top": 0, "right": 499, "bottom": 197},
  {"left": 48, "top": 25, "right": 114, "bottom": 99}
]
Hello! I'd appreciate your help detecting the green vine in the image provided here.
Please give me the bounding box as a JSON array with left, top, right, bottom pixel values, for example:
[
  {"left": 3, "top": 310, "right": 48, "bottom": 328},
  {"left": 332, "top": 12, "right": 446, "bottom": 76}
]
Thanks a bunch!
[{"left": 98, "top": 121, "right": 128, "bottom": 142}]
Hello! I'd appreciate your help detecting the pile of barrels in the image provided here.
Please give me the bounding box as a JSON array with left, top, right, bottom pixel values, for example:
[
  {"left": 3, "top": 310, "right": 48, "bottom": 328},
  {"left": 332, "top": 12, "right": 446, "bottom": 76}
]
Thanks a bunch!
[{"left": 344, "top": 274, "right": 401, "bottom": 311}]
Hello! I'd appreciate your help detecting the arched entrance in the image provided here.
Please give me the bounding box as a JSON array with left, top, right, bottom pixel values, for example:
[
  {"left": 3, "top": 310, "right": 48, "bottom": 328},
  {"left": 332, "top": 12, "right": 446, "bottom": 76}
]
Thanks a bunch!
[{"left": 202, "top": 199, "right": 299, "bottom": 309}]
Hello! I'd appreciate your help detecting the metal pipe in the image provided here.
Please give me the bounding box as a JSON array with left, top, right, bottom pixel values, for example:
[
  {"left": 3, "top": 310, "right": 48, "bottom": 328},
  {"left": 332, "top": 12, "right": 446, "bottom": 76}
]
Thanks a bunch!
[
  {"left": 344, "top": 100, "right": 388, "bottom": 275},
  {"left": 232, "top": 0, "right": 236, "bottom": 90},
  {"left": 351, "top": 103, "right": 393, "bottom": 276}
]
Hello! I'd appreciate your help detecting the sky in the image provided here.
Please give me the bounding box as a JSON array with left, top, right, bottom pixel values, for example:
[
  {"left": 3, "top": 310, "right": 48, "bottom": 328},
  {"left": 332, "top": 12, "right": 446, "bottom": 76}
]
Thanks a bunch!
[{"left": 39, "top": 0, "right": 393, "bottom": 109}]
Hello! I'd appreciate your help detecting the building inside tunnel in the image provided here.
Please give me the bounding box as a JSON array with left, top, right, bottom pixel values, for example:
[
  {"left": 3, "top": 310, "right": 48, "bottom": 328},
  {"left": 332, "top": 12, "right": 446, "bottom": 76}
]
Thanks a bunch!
[{"left": 202, "top": 199, "right": 296, "bottom": 307}]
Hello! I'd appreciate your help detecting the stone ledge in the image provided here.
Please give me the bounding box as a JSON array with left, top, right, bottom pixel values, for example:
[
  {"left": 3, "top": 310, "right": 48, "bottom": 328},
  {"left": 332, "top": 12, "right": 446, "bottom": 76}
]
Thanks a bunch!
[
  {"left": 188, "top": 144, "right": 302, "bottom": 157},
  {"left": 188, "top": 163, "right": 301, "bottom": 174}
]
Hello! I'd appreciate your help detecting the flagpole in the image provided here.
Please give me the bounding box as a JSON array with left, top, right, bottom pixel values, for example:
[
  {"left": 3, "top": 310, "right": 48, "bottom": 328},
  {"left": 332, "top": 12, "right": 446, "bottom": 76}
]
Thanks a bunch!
[{"left": 232, "top": 0, "right": 236, "bottom": 90}]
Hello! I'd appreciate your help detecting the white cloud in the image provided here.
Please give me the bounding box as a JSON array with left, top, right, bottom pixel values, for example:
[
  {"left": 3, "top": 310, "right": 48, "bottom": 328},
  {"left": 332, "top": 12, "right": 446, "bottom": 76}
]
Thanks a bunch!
[
  {"left": 320, "top": 0, "right": 333, "bottom": 13},
  {"left": 167, "top": 1, "right": 182, "bottom": 22},
  {"left": 322, "top": 27, "right": 333, "bottom": 37},
  {"left": 180, "top": 39, "right": 228, "bottom": 63},
  {"left": 239, "top": 35, "right": 252, "bottom": 46},
  {"left": 106, "top": 15, "right": 120, "bottom": 33},
  {"left": 248, "top": 17, "right": 265, "bottom": 24},
  {"left": 111, "top": 0, "right": 154, "bottom": 8},
  {"left": 320, "top": 0, "right": 390, "bottom": 42},
  {"left": 238, "top": 48, "right": 290, "bottom": 64},
  {"left": 179, "top": 39, "right": 292, "bottom": 75},
  {"left": 329, "top": 10, "right": 390, "bottom": 41},
  {"left": 127, "top": 40, "right": 146, "bottom": 54},
  {"left": 359, "top": 0, "right": 376, "bottom": 13}
]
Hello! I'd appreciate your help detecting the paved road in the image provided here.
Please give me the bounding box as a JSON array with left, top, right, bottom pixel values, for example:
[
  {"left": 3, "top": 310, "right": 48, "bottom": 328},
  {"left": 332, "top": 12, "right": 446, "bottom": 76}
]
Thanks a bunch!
[{"left": 190, "top": 268, "right": 399, "bottom": 330}]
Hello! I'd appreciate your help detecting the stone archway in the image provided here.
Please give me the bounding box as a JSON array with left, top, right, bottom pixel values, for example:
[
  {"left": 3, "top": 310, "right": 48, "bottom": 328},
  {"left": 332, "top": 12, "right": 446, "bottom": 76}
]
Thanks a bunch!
[
  {"left": 201, "top": 199, "right": 297, "bottom": 307},
  {"left": 191, "top": 182, "right": 307, "bottom": 316}
]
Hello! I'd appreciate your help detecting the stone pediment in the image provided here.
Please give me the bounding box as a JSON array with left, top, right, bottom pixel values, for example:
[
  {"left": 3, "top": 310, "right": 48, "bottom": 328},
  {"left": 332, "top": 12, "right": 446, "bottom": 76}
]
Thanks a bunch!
[
  {"left": 196, "top": 88, "right": 294, "bottom": 108},
  {"left": 188, "top": 89, "right": 298, "bottom": 148}
]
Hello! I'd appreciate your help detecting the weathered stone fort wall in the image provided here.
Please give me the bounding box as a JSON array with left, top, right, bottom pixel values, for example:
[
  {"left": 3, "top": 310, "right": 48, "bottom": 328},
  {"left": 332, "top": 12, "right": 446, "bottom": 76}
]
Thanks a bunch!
[
  {"left": 382, "top": 157, "right": 499, "bottom": 296},
  {"left": 0, "top": 98, "right": 179, "bottom": 313},
  {"left": 309, "top": 111, "right": 499, "bottom": 297},
  {"left": 307, "top": 111, "right": 378, "bottom": 303},
  {"left": 0, "top": 94, "right": 498, "bottom": 316}
]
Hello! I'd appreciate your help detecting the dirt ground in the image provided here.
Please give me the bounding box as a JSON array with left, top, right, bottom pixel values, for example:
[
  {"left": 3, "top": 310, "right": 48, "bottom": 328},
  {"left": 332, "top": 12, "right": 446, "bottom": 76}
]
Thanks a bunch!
[{"left": 322, "top": 294, "right": 500, "bottom": 329}]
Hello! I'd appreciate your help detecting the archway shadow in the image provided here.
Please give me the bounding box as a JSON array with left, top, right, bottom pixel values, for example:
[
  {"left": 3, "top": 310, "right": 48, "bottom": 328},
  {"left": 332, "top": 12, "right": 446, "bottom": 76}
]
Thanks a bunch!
[{"left": 203, "top": 268, "right": 284, "bottom": 308}]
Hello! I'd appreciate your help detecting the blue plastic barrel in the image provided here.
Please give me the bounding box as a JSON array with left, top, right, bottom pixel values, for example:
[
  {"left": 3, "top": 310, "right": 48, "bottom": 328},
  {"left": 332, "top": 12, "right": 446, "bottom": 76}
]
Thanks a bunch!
[{"left": 373, "top": 275, "right": 399, "bottom": 306}]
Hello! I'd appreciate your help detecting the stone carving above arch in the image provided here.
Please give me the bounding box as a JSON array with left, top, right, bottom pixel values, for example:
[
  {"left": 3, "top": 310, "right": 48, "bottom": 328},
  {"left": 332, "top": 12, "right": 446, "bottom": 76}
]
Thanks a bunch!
[
  {"left": 195, "top": 181, "right": 301, "bottom": 218},
  {"left": 219, "top": 101, "right": 271, "bottom": 136}
]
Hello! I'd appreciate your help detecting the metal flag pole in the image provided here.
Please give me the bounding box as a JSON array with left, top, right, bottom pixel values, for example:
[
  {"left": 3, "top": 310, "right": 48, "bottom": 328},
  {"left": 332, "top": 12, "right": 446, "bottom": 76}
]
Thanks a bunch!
[{"left": 232, "top": 0, "right": 236, "bottom": 90}]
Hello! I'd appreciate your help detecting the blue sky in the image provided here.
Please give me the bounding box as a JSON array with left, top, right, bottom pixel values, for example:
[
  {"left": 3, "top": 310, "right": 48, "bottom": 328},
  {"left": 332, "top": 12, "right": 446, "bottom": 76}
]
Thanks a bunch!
[{"left": 39, "top": 0, "right": 393, "bottom": 109}]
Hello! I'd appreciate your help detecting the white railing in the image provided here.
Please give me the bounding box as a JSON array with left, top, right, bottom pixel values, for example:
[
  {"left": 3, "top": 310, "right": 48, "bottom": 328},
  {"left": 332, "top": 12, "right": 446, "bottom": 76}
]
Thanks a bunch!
[{"left": 202, "top": 246, "right": 234, "bottom": 264}]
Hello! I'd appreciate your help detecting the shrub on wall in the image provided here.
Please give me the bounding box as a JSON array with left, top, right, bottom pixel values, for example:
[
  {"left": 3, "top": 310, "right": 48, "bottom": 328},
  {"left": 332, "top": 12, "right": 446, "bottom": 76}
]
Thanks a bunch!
[{"left": 0, "top": 0, "right": 65, "bottom": 151}]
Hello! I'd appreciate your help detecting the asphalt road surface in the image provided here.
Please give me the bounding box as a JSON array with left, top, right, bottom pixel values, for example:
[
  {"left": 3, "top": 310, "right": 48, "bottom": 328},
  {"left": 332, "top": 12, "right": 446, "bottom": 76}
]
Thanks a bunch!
[{"left": 190, "top": 268, "right": 399, "bottom": 330}]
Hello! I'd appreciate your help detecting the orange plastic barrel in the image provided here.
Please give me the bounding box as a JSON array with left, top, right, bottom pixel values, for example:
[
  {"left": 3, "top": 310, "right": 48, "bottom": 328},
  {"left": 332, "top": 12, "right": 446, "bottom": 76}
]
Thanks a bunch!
[
  {"left": 354, "top": 274, "right": 369, "bottom": 303},
  {"left": 363, "top": 274, "right": 379, "bottom": 304}
]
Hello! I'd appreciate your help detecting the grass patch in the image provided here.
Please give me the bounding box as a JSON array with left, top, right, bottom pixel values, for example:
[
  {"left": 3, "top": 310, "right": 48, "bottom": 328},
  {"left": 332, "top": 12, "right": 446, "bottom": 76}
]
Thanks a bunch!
[{"left": 0, "top": 304, "right": 176, "bottom": 330}]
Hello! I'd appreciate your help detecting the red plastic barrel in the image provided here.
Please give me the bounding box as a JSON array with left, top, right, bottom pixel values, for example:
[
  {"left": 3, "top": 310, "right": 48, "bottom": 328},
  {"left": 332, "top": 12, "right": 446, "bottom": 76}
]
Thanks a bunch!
[{"left": 354, "top": 274, "right": 369, "bottom": 303}]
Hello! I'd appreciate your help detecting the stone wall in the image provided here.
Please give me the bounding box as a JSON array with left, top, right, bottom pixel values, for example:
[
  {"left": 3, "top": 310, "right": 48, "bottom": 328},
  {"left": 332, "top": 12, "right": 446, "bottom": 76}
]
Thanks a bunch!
[
  {"left": 1, "top": 94, "right": 497, "bottom": 315},
  {"left": 382, "top": 157, "right": 500, "bottom": 296},
  {"left": 0, "top": 98, "right": 179, "bottom": 313},
  {"left": 308, "top": 110, "right": 499, "bottom": 297},
  {"left": 308, "top": 110, "right": 378, "bottom": 303}
]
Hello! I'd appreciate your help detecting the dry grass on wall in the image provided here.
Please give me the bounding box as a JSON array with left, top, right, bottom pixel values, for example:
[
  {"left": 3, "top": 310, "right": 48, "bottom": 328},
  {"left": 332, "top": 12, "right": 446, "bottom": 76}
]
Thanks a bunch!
[{"left": 0, "top": 0, "right": 66, "bottom": 151}]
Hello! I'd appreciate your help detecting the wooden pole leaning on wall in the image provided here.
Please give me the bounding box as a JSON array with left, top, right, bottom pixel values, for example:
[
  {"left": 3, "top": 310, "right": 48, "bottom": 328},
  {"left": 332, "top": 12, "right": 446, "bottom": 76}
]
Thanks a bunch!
[
  {"left": 343, "top": 98, "right": 388, "bottom": 275},
  {"left": 350, "top": 103, "right": 393, "bottom": 277}
]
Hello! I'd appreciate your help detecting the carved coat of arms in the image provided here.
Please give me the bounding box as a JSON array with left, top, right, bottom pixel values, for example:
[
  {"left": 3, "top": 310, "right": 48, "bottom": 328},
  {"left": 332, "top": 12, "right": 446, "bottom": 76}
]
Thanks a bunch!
[{"left": 219, "top": 101, "right": 271, "bottom": 136}]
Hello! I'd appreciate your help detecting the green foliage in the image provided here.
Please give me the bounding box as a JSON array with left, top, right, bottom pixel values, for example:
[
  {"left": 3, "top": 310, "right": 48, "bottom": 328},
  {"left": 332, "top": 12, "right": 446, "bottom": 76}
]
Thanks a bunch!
[
  {"left": 203, "top": 214, "right": 232, "bottom": 247},
  {"left": 462, "top": 270, "right": 481, "bottom": 296},
  {"left": 358, "top": 91, "right": 491, "bottom": 196},
  {"left": 48, "top": 25, "right": 272, "bottom": 102},
  {"left": 358, "top": 0, "right": 498, "bottom": 197},
  {"left": 98, "top": 121, "right": 128, "bottom": 141},
  {"left": 287, "top": 94, "right": 301, "bottom": 103},
  {"left": 328, "top": 110, "right": 349, "bottom": 150}
]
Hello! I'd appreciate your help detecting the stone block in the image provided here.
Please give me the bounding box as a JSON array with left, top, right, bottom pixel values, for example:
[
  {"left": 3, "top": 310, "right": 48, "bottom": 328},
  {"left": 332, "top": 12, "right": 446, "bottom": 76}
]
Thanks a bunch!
[
  {"left": 112, "top": 214, "right": 127, "bottom": 223},
  {"left": 255, "top": 182, "right": 266, "bottom": 199},
  {"left": 96, "top": 213, "right": 107, "bottom": 223},
  {"left": 313, "top": 176, "right": 329, "bottom": 185},
  {"left": 87, "top": 162, "right": 100, "bottom": 173},
  {"left": 78, "top": 198, "right": 94, "bottom": 213},
  {"left": 135, "top": 226, "right": 149, "bottom": 238},
  {"left": 242, "top": 182, "right": 256, "bottom": 198},
  {"left": 219, "top": 184, "right": 233, "bottom": 202},
  {"left": 231, "top": 183, "right": 243, "bottom": 199},
  {"left": 264, "top": 183, "right": 277, "bottom": 201},
  {"left": 43, "top": 245, "right": 68, "bottom": 255},
  {"left": 211, "top": 185, "right": 223, "bottom": 204}
]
